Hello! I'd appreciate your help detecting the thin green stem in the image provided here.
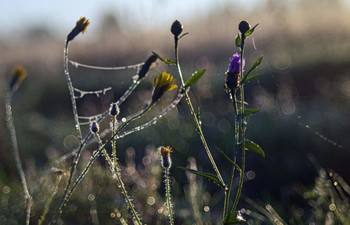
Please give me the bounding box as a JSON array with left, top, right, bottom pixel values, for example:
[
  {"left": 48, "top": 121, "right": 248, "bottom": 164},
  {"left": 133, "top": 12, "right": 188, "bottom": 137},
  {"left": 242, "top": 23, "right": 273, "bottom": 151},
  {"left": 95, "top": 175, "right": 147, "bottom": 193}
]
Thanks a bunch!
[
  {"left": 223, "top": 90, "right": 239, "bottom": 219},
  {"left": 38, "top": 173, "right": 63, "bottom": 225},
  {"left": 232, "top": 36, "right": 246, "bottom": 212},
  {"left": 165, "top": 168, "right": 174, "bottom": 225},
  {"left": 56, "top": 104, "right": 153, "bottom": 223},
  {"left": 174, "top": 36, "right": 225, "bottom": 186},
  {"left": 94, "top": 133, "right": 142, "bottom": 224},
  {"left": 112, "top": 116, "right": 117, "bottom": 168},
  {"left": 5, "top": 92, "right": 32, "bottom": 225},
  {"left": 64, "top": 41, "right": 82, "bottom": 142}
]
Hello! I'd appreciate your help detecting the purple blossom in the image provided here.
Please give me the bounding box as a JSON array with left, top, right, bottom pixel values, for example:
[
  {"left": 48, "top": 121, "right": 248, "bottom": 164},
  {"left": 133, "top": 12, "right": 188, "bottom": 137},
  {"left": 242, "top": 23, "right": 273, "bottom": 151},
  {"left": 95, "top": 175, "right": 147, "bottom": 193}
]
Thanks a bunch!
[{"left": 228, "top": 53, "right": 245, "bottom": 74}]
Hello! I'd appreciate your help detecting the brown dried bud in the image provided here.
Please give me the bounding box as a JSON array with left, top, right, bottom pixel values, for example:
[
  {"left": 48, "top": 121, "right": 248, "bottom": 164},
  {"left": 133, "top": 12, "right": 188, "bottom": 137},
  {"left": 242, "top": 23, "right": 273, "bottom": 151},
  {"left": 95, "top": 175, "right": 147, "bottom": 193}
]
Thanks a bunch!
[
  {"left": 239, "top": 20, "right": 251, "bottom": 36},
  {"left": 171, "top": 20, "right": 183, "bottom": 37},
  {"left": 137, "top": 55, "right": 157, "bottom": 80}
]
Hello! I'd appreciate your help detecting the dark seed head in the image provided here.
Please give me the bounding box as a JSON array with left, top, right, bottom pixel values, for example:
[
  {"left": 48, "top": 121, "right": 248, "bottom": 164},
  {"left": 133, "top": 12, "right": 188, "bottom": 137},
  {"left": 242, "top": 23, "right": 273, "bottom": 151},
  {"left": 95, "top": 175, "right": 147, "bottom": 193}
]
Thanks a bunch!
[
  {"left": 171, "top": 20, "right": 183, "bottom": 37},
  {"left": 239, "top": 20, "right": 251, "bottom": 36},
  {"left": 90, "top": 121, "right": 99, "bottom": 134},
  {"left": 109, "top": 103, "right": 120, "bottom": 117}
]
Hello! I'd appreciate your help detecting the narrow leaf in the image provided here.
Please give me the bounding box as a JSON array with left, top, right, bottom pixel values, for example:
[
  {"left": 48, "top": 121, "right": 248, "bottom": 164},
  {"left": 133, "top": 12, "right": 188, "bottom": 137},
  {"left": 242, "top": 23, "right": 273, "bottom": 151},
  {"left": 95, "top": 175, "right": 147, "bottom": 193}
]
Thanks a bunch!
[
  {"left": 239, "top": 140, "right": 265, "bottom": 157},
  {"left": 177, "top": 167, "right": 224, "bottom": 187},
  {"left": 215, "top": 147, "right": 241, "bottom": 171},
  {"left": 245, "top": 56, "right": 263, "bottom": 77},
  {"left": 224, "top": 211, "right": 246, "bottom": 225},
  {"left": 184, "top": 69, "right": 206, "bottom": 89},
  {"left": 235, "top": 34, "right": 241, "bottom": 47},
  {"left": 238, "top": 108, "right": 260, "bottom": 117},
  {"left": 245, "top": 23, "right": 259, "bottom": 38},
  {"left": 152, "top": 51, "right": 175, "bottom": 65},
  {"left": 179, "top": 32, "right": 189, "bottom": 40},
  {"left": 241, "top": 74, "right": 260, "bottom": 85}
]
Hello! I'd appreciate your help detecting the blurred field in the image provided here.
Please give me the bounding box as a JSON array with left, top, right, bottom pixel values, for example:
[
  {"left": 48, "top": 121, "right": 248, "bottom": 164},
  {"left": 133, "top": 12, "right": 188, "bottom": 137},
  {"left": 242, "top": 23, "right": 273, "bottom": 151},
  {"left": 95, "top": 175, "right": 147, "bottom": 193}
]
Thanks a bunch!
[{"left": 1, "top": 1, "right": 350, "bottom": 224}]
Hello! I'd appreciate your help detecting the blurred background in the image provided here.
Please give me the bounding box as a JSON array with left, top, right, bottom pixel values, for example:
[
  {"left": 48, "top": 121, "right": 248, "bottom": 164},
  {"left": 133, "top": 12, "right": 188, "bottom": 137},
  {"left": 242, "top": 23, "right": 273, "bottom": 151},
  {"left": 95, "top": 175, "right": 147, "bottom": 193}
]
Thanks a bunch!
[{"left": 1, "top": 0, "right": 350, "bottom": 224}]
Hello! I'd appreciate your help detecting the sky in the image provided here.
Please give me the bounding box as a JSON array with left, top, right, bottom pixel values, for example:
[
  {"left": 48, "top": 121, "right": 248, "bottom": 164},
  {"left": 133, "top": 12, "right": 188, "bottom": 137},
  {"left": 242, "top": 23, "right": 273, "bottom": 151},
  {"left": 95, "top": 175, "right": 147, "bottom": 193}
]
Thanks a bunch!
[{"left": 0, "top": 0, "right": 262, "bottom": 37}]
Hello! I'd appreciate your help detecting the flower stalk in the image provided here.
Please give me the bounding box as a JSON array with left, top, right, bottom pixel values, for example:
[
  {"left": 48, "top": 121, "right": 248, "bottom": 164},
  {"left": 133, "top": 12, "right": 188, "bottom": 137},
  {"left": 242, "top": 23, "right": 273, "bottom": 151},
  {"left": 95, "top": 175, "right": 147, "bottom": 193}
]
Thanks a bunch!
[{"left": 172, "top": 20, "right": 225, "bottom": 187}]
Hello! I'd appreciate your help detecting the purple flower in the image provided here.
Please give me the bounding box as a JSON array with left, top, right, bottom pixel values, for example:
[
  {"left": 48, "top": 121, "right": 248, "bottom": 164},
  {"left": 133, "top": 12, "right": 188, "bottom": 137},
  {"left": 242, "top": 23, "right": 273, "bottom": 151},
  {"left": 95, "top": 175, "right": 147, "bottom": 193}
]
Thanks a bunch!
[{"left": 228, "top": 53, "right": 245, "bottom": 74}]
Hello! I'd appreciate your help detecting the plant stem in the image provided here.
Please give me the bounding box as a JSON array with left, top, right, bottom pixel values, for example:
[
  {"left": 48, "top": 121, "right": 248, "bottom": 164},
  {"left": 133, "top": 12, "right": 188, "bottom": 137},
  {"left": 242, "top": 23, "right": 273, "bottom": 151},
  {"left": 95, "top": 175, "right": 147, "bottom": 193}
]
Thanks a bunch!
[
  {"left": 232, "top": 36, "right": 246, "bottom": 212},
  {"left": 223, "top": 91, "right": 239, "bottom": 219},
  {"left": 174, "top": 36, "right": 224, "bottom": 186},
  {"left": 38, "top": 173, "right": 63, "bottom": 225},
  {"left": 56, "top": 104, "right": 153, "bottom": 223},
  {"left": 64, "top": 41, "right": 83, "bottom": 142},
  {"left": 94, "top": 133, "right": 142, "bottom": 225},
  {"left": 5, "top": 92, "right": 32, "bottom": 225},
  {"left": 165, "top": 168, "right": 174, "bottom": 225}
]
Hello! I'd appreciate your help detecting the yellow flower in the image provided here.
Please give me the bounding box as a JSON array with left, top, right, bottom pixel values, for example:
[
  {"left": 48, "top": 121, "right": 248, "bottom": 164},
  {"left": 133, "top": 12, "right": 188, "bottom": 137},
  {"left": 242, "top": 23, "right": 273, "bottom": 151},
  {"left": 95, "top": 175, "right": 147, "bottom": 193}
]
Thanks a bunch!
[
  {"left": 9, "top": 66, "right": 27, "bottom": 91},
  {"left": 158, "top": 146, "right": 173, "bottom": 168},
  {"left": 67, "top": 17, "right": 90, "bottom": 42},
  {"left": 76, "top": 17, "right": 90, "bottom": 34},
  {"left": 151, "top": 72, "right": 178, "bottom": 103}
]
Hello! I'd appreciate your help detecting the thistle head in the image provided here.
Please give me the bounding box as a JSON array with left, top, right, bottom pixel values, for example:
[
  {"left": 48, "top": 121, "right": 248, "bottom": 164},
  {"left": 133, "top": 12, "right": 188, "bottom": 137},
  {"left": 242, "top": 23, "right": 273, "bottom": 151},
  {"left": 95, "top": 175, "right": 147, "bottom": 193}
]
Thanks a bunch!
[
  {"left": 158, "top": 146, "right": 173, "bottom": 169},
  {"left": 9, "top": 66, "right": 27, "bottom": 92},
  {"left": 151, "top": 72, "right": 178, "bottom": 103},
  {"left": 171, "top": 20, "right": 183, "bottom": 37},
  {"left": 67, "top": 17, "right": 90, "bottom": 42}
]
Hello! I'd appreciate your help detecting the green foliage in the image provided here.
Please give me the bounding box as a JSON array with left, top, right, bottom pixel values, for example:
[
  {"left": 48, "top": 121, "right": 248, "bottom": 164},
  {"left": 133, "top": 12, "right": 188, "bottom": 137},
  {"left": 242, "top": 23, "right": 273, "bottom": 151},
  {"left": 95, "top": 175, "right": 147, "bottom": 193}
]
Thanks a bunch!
[
  {"left": 239, "top": 140, "right": 265, "bottom": 157},
  {"left": 241, "top": 74, "right": 260, "bottom": 85},
  {"left": 244, "top": 56, "right": 263, "bottom": 78},
  {"left": 184, "top": 69, "right": 206, "bottom": 89},
  {"left": 244, "top": 23, "right": 259, "bottom": 38},
  {"left": 238, "top": 108, "right": 260, "bottom": 117},
  {"left": 224, "top": 211, "right": 246, "bottom": 225},
  {"left": 215, "top": 147, "right": 241, "bottom": 171},
  {"left": 177, "top": 167, "right": 225, "bottom": 187},
  {"left": 152, "top": 51, "right": 176, "bottom": 65},
  {"left": 235, "top": 34, "right": 241, "bottom": 47}
]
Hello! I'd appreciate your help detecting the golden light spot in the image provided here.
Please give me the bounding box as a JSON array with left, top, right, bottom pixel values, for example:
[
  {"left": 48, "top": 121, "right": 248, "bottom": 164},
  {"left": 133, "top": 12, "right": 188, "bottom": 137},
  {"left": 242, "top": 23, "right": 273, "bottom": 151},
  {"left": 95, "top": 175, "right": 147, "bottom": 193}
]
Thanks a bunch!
[
  {"left": 110, "top": 212, "right": 116, "bottom": 218},
  {"left": 204, "top": 206, "right": 210, "bottom": 212}
]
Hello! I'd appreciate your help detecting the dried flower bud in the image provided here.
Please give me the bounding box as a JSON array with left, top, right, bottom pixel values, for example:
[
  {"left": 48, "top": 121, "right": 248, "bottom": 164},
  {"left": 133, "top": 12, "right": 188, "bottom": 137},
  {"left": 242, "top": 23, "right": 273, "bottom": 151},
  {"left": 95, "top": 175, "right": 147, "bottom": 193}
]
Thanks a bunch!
[
  {"left": 67, "top": 17, "right": 90, "bottom": 42},
  {"left": 171, "top": 20, "right": 183, "bottom": 37},
  {"left": 9, "top": 66, "right": 27, "bottom": 91},
  {"left": 151, "top": 72, "right": 178, "bottom": 103},
  {"left": 138, "top": 55, "right": 157, "bottom": 80},
  {"left": 158, "top": 146, "right": 172, "bottom": 169},
  {"left": 109, "top": 103, "right": 120, "bottom": 117},
  {"left": 239, "top": 20, "right": 251, "bottom": 36},
  {"left": 90, "top": 121, "right": 99, "bottom": 134}
]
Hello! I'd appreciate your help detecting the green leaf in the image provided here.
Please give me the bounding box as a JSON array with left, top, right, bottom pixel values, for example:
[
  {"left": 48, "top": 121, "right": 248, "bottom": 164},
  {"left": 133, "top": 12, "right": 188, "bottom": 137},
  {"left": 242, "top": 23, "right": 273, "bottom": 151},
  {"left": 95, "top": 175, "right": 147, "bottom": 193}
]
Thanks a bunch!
[
  {"left": 184, "top": 69, "right": 206, "bottom": 89},
  {"left": 245, "top": 23, "right": 259, "bottom": 38},
  {"left": 152, "top": 51, "right": 175, "bottom": 65},
  {"left": 179, "top": 32, "right": 189, "bottom": 40},
  {"left": 177, "top": 167, "right": 224, "bottom": 187},
  {"left": 224, "top": 211, "right": 246, "bottom": 225},
  {"left": 235, "top": 34, "right": 241, "bottom": 47},
  {"left": 238, "top": 108, "right": 260, "bottom": 117},
  {"left": 215, "top": 147, "right": 241, "bottom": 171},
  {"left": 241, "top": 74, "right": 260, "bottom": 85},
  {"left": 239, "top": 140, "right": 265, "bottom": 157},
  {"left": 245, "top": 56, "right": 263, "bottom": 77}
]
